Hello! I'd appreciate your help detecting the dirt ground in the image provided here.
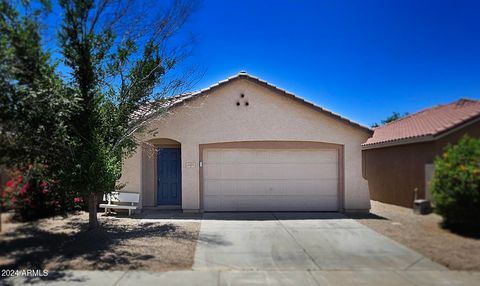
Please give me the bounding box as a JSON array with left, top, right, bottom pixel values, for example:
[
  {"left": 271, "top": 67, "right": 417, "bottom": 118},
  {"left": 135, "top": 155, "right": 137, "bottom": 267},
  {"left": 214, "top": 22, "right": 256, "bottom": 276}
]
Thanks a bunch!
[
  {"left": 352, "top": 200, "right": 480, "bottom": 271},
  {"left": 0, "top": 211, "right": 200, "bottom": 271}
]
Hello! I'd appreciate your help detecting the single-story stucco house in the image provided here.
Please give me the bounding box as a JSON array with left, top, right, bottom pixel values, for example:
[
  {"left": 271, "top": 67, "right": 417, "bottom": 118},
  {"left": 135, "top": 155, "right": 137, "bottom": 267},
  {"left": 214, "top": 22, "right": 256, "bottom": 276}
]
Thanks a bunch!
[
  {"left": 362, "top": 98, "right": 480, "bottom": 208},
  {"left": 120, "top": 71, "right": 373, "bottom": 213}
]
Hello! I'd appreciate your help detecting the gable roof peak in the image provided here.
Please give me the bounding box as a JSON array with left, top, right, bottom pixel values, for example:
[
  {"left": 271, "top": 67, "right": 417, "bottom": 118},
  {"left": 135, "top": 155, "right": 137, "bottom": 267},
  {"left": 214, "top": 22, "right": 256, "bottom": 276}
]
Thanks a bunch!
[{"left": 162, "top": 72, "right": 372, "bottom": 133}]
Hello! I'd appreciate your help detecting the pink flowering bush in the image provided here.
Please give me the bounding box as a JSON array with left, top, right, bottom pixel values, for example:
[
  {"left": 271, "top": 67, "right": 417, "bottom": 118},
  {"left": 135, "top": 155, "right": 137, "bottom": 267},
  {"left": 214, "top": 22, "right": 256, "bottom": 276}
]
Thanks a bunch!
[{"left": 0, "top": 164, "right": 85, "bottom": 220}]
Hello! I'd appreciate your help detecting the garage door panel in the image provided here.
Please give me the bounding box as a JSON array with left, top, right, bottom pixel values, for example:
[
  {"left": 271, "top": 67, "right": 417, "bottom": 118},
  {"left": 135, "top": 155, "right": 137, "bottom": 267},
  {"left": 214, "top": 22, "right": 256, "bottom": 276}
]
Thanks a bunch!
[
  {"left": 204, "top": 195, "right": 338, "bottom": 211},
  {"left": 255, "top": 163, "right": 337, "bottom": 180},
  {"left": 203, "top": 149, "right": 223, "bottom": 163},
  {"left": 203, "top": 148, "right": 339, "bottom": 211},
  {"left": 203, "top": 165, "right": 221, "bottom": 179},
  {"left": 205, "top": 178, "right": 337, "bottom": 197},
  {"left": 205, "top": 163, "right": 337, "bottom": 180},
  {"left": 281, "top": 179, "right": 337, "bottom": 195},
  {"left": 235, "top": 180, "right": 268, "bottom": 195},
  {"left": 204, "top": 180, "right": 235, "bottom": 196},
  {"left": 220, "top": 149, "right": 257, "bottom": 163},
  {"left": 267, "top": 195, "right": 338, "bottom": 211},
  {"left": 204, "top": 149, "right": 337, "bottom": 164},
  {"left": 265, "top": 150, "right": 337, "bottom": 163}
]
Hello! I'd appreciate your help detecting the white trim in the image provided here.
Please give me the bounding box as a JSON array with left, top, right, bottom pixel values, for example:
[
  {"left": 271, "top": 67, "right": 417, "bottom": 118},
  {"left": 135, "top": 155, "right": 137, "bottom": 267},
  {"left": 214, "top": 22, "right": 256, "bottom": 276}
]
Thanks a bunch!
[{"left": 362, "top": 115, "right": 480, "bottom": 150}]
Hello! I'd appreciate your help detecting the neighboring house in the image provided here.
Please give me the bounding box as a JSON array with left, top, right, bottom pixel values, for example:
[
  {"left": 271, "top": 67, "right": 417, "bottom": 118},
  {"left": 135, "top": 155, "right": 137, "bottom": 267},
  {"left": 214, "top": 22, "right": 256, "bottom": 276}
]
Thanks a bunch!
[
  {"left": 120, "top": 71, "right": 372, "bottom": 212},
  {"left": 362, "top": 99, "right": 480, "bottom": 208}
]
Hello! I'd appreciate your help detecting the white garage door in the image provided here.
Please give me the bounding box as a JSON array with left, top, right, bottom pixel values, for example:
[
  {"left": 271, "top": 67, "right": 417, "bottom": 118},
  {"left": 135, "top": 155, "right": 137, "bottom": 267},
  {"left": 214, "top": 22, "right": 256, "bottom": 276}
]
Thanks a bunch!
[{"left": 203, "top": 148, "right": 339, "bottom": 211}]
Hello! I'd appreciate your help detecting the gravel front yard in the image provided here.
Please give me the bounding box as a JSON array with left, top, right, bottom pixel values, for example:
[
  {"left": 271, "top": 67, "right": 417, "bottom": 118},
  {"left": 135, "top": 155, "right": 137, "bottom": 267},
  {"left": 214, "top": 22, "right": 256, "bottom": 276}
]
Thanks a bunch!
[
  {"left": 352, "top": 200, "right": 480, "bottom": 271},
  {"left": 0, "top": 212, "right": 200, "bottom": 271}
]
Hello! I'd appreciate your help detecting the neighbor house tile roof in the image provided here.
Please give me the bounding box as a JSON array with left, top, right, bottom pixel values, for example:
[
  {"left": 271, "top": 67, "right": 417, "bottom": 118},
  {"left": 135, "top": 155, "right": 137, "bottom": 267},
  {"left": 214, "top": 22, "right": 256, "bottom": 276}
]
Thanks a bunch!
[
  {"left": 162, "top": 71, "right": 372, "bottom": 133},
  {"left": 363, "top": 98, "right": 480, "bottom": 147}
]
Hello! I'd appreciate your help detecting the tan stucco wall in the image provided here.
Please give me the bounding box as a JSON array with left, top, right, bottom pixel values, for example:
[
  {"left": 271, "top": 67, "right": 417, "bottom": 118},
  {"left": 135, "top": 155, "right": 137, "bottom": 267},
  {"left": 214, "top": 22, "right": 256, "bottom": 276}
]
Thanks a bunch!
[{"left": 120, "top": 78, "right": 371, "bottom": 211}]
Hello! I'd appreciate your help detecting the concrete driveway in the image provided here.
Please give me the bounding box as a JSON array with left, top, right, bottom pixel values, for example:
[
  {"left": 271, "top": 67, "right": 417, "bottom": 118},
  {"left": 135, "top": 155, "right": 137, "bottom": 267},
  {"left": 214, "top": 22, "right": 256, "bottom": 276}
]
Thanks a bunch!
[
  {"left": 193, "top": 212, "right": 446, "bottom": 271},
  {"left": 7, "top": 212, "right": 480, "bottom": 286}
]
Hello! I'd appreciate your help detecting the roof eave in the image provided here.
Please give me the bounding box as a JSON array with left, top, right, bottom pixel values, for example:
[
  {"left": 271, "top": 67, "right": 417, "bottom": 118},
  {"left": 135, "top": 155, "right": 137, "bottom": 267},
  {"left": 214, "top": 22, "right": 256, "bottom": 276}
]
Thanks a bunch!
[
  {"left": 361, "top": 135, "right": 435, "bottom": 150},
  {"left": 362, "top": 114, "right": 480, "bottom": 150}
]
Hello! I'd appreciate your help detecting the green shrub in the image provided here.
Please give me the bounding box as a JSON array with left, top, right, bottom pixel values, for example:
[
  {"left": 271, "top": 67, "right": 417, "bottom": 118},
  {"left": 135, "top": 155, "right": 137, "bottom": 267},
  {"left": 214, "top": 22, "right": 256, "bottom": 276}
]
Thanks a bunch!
[{"left": 430, "top": 135, "right": 480, "bottom": 229}]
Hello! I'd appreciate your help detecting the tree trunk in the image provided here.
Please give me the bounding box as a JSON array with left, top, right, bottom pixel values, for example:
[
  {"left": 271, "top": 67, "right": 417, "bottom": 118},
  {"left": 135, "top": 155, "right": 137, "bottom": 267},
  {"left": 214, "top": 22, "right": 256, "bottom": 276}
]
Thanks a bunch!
[{"left": 88, "top": 193, "right": 99, "bottom": 229}]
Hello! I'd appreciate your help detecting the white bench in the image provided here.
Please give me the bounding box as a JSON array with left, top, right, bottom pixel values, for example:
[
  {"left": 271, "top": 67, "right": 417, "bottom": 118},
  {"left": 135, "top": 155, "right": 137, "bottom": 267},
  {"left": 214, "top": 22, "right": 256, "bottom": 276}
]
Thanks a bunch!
[{"left": 99, "top": 192, "right": 139, "bottom": 216}]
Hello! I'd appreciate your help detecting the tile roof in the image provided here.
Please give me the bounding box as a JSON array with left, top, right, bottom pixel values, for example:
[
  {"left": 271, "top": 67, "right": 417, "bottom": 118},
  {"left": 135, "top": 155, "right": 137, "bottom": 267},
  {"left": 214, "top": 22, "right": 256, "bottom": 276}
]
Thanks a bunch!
[
  {"left": 363, "top": 98, "right": 480, "bottom": 147},
  {"left": 164, "top": 71, "right": 372, "bottom": 133}
]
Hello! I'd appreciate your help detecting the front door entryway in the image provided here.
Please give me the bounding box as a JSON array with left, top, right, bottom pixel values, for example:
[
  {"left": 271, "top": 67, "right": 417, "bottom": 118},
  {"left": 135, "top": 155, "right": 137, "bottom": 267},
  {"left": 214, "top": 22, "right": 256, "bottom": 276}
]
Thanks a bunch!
[{"left": 157, "top": 148, "right": 181, "bottom": 205}]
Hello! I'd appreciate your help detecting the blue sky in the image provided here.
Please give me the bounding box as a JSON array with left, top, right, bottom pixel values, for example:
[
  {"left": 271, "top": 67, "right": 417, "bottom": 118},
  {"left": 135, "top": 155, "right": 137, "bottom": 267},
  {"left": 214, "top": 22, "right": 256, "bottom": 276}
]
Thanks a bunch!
[{"left": 184, "top": 0, "right": 480, "bottom": 126}]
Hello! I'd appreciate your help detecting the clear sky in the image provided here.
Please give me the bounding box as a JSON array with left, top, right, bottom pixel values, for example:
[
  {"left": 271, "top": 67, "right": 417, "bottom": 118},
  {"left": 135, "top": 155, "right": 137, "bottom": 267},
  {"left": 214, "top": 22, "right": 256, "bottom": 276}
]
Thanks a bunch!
[{"left": 184, "top": 0, "right": 480, "bottom": 126}]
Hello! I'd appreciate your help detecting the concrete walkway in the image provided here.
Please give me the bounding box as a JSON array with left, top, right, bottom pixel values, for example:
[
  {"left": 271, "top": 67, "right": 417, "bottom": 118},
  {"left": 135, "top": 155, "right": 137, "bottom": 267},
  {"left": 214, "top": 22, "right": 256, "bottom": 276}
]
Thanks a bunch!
[{"left": 4, "top": 270, "right": 480, "bottom": 286}]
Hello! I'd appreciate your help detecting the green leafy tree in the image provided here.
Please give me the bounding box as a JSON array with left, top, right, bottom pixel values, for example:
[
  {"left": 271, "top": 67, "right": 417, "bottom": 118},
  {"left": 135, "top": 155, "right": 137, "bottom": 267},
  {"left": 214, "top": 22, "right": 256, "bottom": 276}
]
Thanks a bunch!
[
  {"left": 0, "top": 0, "right": 79, "bottom": 224},
  {"left": 371, "top": 112, "right": 409, "bottom": 128},
  {"left": 0, "top": 0, "right": 197, "bottom": 229},
  {"left": 0, "top": 0, "right": 76, "bottom": 168},
  {"left": 57, "top": 0, "right": 196, "bottom": 228},
  {"left": 430, "top": 135, "right": 480, "bottom": 230}
]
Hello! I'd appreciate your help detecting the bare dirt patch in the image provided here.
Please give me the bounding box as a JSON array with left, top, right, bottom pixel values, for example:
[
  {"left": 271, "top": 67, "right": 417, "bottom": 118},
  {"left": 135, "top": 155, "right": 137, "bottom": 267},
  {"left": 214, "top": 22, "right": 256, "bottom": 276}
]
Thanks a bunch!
[
  {"left": 351, "top": 200, "right": 480, "bottom": 271},
  {"left": 0, "top": 212, "right": 200, "bottom": 271}
]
